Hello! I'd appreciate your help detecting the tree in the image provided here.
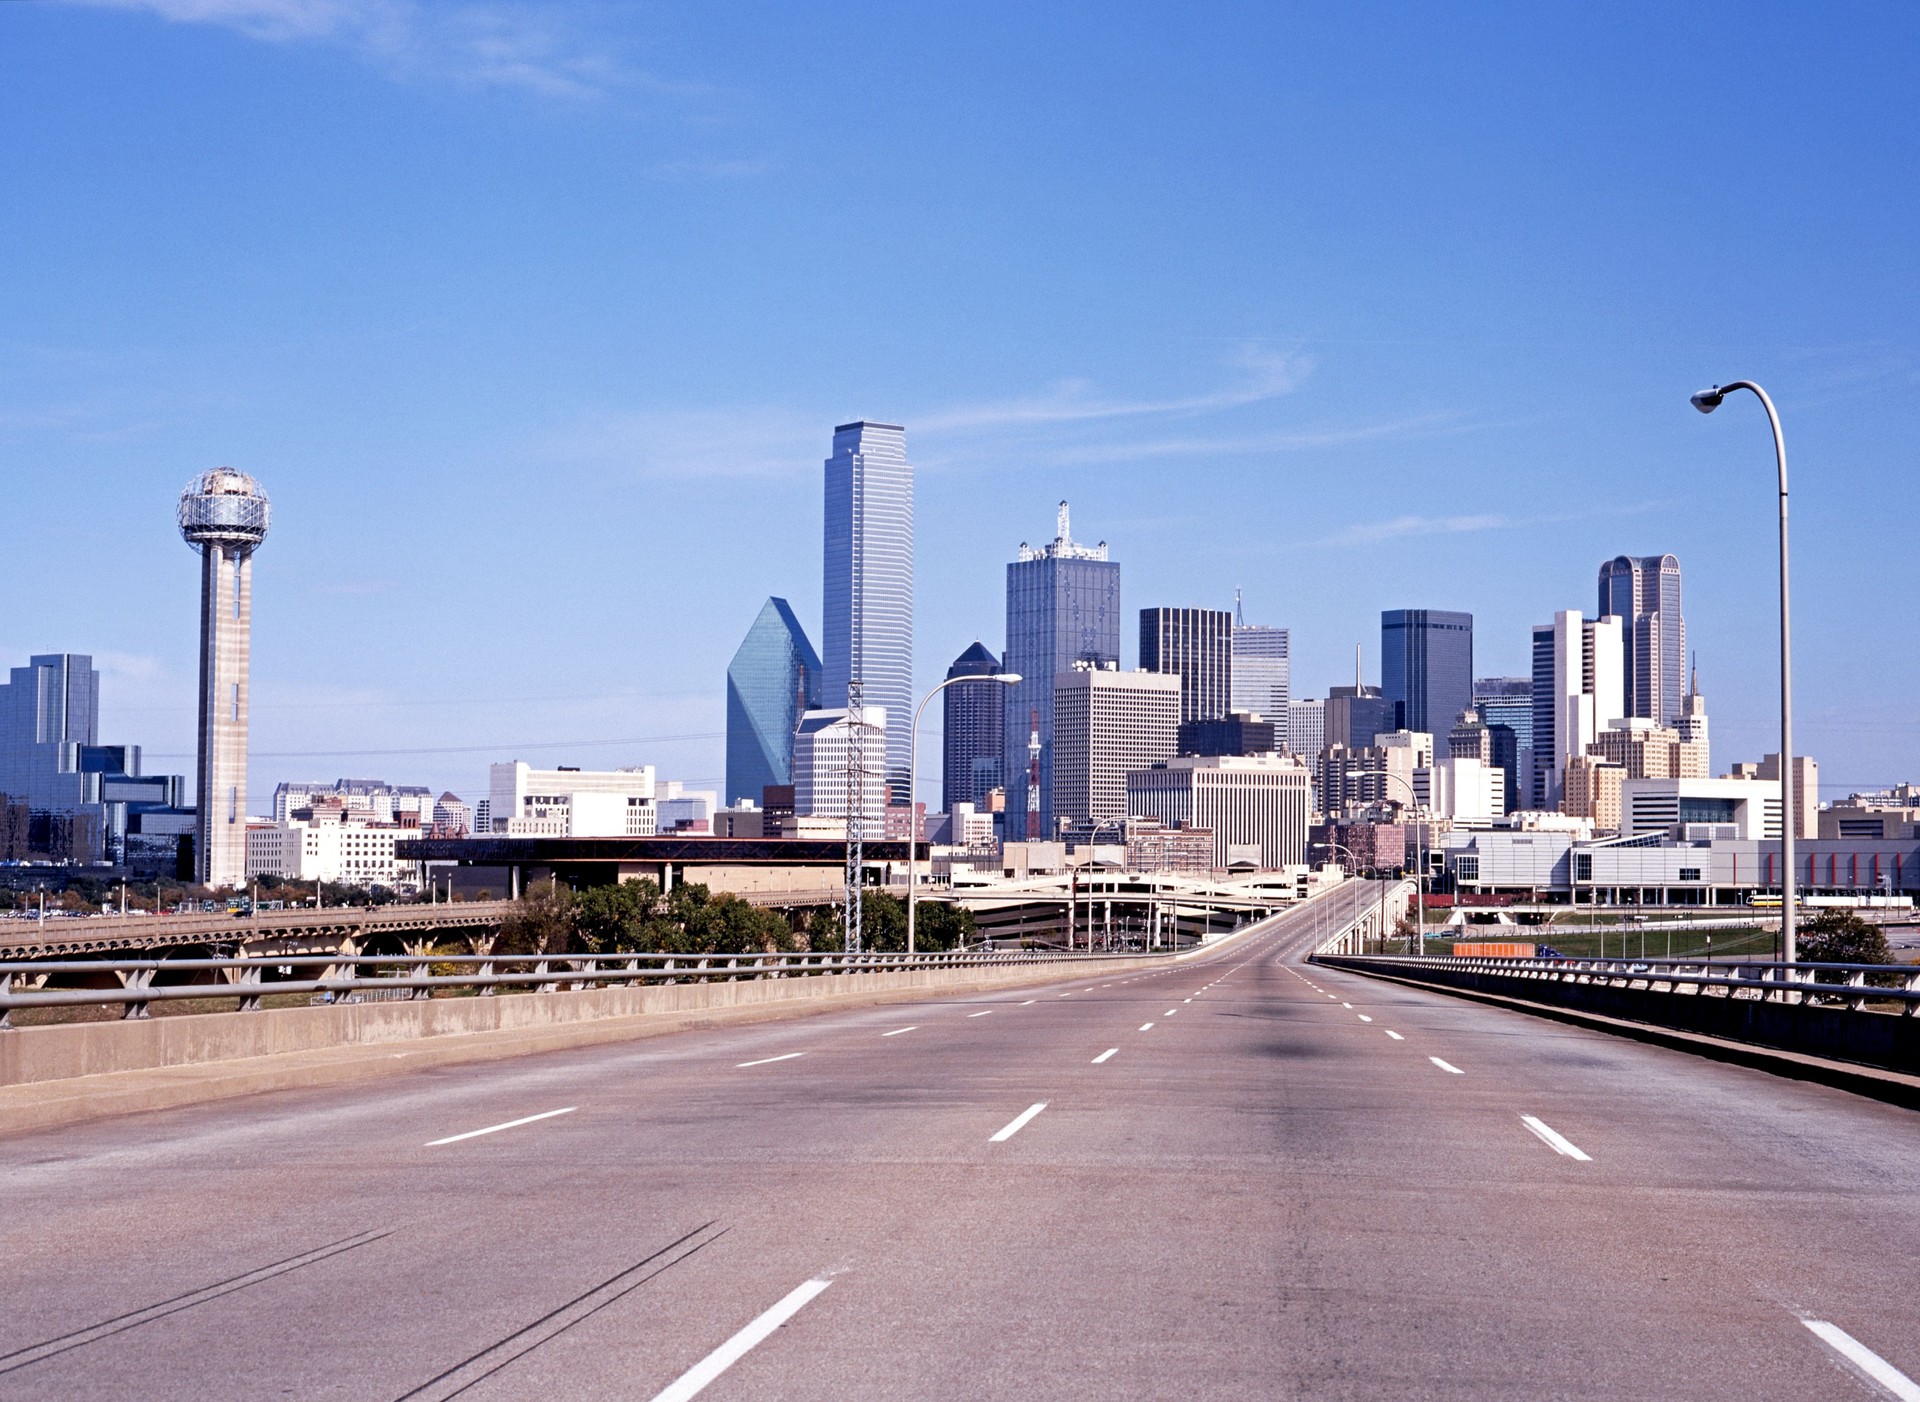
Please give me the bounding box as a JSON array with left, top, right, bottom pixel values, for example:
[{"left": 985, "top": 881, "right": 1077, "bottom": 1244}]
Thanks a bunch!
[
  {"left": 496, "top": 881, "right": 578, "bottom": 956},
  {"left": 1798, "top": 909, "right": 1893, "bottom": 966},
  {"left": 575, "top": 878, "right": 666, "bottom": 953},
  {"left": 913, "top": 900, "right": 975, "bottom": 951}
]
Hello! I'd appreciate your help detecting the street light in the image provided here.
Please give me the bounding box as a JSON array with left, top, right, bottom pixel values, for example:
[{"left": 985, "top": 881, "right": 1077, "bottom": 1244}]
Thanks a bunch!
[
  {"left": 1347, "top": 766, "right": 1426, "bottom": 955},
  {"left": 1691, "top": 381, "right": 1797, "bottom": 965},
  {"left": 905, "top": 670, "right": 1022, "bottom": 954}
]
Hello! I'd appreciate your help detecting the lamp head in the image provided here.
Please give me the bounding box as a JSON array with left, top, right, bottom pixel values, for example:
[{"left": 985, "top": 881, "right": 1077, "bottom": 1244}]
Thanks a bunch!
[
  {"left": 992, "top": 672, "right": 1023, "bottom": 684},
  {"left": 1690, "top": 387, "right": 1725, "bottom": 414}
]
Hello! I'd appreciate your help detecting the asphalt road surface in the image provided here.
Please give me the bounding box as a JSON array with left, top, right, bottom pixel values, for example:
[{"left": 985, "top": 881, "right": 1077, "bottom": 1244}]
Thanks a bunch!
[{"left": 1, "top": 882, "right": 1916, "bottom": 1400}]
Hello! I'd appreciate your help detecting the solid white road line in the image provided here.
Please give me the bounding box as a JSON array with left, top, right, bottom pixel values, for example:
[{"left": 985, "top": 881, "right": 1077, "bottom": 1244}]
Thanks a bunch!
[
  {"left": 1093, "top": 1048, "right": 1119, "bottom": 1064},
  {"left": 1801, "top": 1320, "right": 1920, "bottom": 1401},
  {"left": 648, "top": 1277, "right": 834, "bottom": 1402},
  {"left": 1385, "top": 1031, "right": 1404, "bottom": 1040},
  {"left": 1429, "top": 1057, "right": 1464, "bottom": 1074},
  {"left": 990, "top": 1103, "right": 1048, "bottom": 1142},
  {"left": 967, "top": 1010, "right": 994, "bottom": 1018},
  {"left": 1521, "top": 1115, "right": 1592, "bottom": 1161},
  {"left": 737, "top": 1053, "right": 805, "bottom": 1068},
  {"left": 882, "top": 1026, "right": 917, "bottom": 1037},
  {"left": 426, "top": 1106, "right": 577, "bottom": 1146},
  {"left": 1138, "top": 1022, "right": 1155, "bottom": 1031}
]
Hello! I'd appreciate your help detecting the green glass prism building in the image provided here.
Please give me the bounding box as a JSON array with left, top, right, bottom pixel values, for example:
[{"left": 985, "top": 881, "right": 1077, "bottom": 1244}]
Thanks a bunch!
[{"left": 726, "top": 597, "right": 823, "bottom": 806}]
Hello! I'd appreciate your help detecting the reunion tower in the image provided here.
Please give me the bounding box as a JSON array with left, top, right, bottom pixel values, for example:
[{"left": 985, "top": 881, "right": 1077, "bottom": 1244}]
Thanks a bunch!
[{"left": 179, "top": 469, "right": 271, "bottom": 889}]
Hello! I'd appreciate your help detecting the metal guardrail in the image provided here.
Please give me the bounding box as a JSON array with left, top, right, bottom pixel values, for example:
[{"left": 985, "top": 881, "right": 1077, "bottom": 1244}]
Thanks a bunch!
[
  {"left": 0, "top": 946, "right": 1150, "bottom": 1028},
  {"left": 1317, "top": 953, "right": 1920, "bottom": 1017}
]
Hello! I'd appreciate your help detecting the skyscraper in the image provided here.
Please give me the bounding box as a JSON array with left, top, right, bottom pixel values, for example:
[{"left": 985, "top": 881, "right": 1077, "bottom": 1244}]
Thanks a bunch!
[
  {"left": 725, "top": 597, "right": 823, "bottom": 806},
  {"left": 1474, "top": 676, "right": 1533, "bottom": 815},
  {"left": 1230, "top": 618, "right": 1290, "bottom": 742},
  {"left": 822, "top": 421, "right": 913, "bottom": 798},
  {"left": 179, "top": 469, "right": 270, "bottom": 889},
  {"left": 1003, "top": 502, "right": 1121, "bottom": 840},
  {"left": 1598, "top": 554, "right": 1686, "bottom": 725},
  {"left": 1140, "top": 607, "right": 1233, "bottom": 724},
  {"left": 1380, "top": 609, "right": 1473, "bottom": 735},
  {"left": 1530, "top": 609, "right": 1623, "bottom": 810},
  {"left": 0, "top": 653, "right": 98, "bottom": 813},
  {"left": 942, "top": 641, "right": 1004, "bottom": 811}
]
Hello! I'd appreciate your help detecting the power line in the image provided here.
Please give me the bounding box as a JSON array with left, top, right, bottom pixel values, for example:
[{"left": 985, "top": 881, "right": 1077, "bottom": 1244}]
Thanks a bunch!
[{"left": 143, "top": 730, "right": 722, "bottom": 761}]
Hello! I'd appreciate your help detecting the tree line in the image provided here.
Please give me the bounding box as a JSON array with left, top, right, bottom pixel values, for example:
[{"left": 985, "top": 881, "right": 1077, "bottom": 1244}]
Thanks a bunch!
[{"left": 496, "top": 878, "right": 974, "bottom": 957}]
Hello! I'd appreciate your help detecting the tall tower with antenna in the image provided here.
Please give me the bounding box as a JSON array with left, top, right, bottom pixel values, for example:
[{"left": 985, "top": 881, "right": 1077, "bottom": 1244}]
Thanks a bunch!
[{"left": 178, "top": 468, "right": 271, "bottom": 889}]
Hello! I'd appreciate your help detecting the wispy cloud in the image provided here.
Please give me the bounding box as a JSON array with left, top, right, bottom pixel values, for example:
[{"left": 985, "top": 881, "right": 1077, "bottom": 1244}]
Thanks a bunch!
[
  {"left": 918, "top": 345, "right": 1313, "bottom": 434},
  {"left": 1039, "top": 412, "right": 1466, "bottom": 465},
  {"left": 59, "top": 0, "right": 664, "bottom": 99},
  {"left": 1324, "top": 513, "right": 1511, "bottom": 546}
]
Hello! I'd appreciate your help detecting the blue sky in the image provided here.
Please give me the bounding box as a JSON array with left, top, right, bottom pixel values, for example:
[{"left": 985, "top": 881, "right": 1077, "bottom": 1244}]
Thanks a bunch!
[{"left": 3, "top": 0, "right": 1916, "bottom": 808}]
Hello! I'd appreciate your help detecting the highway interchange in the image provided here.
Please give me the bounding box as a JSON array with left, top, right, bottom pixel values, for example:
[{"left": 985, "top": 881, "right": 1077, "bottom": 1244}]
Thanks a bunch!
[{"left": 0, "top": 883, "right": 1916, "bottom": 1399}]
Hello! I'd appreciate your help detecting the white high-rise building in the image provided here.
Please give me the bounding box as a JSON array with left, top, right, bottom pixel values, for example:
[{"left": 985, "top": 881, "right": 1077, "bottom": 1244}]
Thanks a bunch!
[
  {"left": 822, "top": 422, "right": 913, "bottom": 800},
  {"left": 1286, "top": 698, "right": 1325, "bottom": 761},
  {"left": 486, "top": 762, "right": 657, "bottom": 837},
  {"left": 793, "top": 707, "right": 888, "bottom": 838},
  {"left": 178, "top": 469, "right": 271, "bottom": 889},
  {"left": 1126, "top": 753, "right": 1312, "bottom": 868},
  {"left": 1530, "top": 610, "right": 1623, "bottom": 810},
  {"left": 1051, "top": 668, "right": 1181, "bottom": 827}
]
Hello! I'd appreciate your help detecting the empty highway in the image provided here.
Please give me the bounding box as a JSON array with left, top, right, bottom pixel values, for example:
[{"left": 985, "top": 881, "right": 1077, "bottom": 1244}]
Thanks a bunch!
[{"left": 0, "top": 884, "right": 1916, "bottom": 1400}]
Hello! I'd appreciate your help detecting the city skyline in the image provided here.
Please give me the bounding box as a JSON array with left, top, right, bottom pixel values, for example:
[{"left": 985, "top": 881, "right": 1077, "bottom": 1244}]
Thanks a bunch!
[{"left": 4, "top": 5, "right": 1914, "bottom": 809}]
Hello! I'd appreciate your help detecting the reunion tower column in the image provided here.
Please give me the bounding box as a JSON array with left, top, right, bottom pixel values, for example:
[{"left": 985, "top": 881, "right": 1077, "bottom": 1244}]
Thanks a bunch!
[{"left": 178, "top": 469, "right": 271, "bottom": 890}]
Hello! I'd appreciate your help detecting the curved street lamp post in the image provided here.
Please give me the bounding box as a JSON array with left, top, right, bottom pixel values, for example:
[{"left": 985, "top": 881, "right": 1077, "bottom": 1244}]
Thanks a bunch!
[
  {"left": 905, "top": 670, "right": 1022, "bottom": 954},
  {"left": 1691, "top": 382, "right": 1796, "bottom": 965}
]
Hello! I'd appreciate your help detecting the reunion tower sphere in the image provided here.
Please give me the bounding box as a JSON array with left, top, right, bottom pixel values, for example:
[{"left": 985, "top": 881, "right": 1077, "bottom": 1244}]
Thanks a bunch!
[{"left": 178, "top": 467, "right": 271, "bottom": 555}]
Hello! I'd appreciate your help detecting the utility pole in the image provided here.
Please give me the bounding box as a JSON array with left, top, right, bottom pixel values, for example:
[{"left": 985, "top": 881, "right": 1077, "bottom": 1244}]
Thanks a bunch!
[{"left": 844, "top": 678, "right": 865, "bottom": 957}]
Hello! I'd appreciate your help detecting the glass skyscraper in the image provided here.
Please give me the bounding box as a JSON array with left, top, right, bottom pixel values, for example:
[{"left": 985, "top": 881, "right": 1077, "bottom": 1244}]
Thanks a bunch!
[
  {"left": 1002, "top": 503, "right": 1120, "bottom": 840},
  {"left": 725, "top": 597, "right": 823, "bottom": 806},
  {"left": 1141, "top": 607, "right": 1233, "bottom": 724},
  {"left": 1380, "top": 608, "right": 1474, "bottom": 735},
  {"left": 942, "top": 641, "right": 1004, "bottom": 811},
  {"left": 822, "top": 421, "right": 914, "bottom": 798},
  {"left": 1598, "top": 554, "right": 1686, "bottom": 726},
  {"left": 1229, "top": 622, "right": 1290, "bottom": 742}
]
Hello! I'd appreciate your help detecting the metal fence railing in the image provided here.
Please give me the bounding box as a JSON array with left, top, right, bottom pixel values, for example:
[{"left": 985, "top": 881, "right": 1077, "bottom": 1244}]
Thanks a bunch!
[
  {"left": 0, "top": 946, "right": 1152, "bottom": 1028},
  {"left": 1313, "top": 953, "right": 1920, "bottom": 1017}
]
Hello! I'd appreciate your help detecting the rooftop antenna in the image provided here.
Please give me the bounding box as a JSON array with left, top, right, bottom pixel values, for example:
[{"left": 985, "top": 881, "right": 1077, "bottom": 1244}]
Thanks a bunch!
[
  {"left": 1355, "top": 643, "right": 1363, "bottom": 691},
  {"left": 1234, "top": 587, "right": 1244, "bottom": 628},
  {"left": 1056, "top": 500, "right": 1070, "bottom": 545}
]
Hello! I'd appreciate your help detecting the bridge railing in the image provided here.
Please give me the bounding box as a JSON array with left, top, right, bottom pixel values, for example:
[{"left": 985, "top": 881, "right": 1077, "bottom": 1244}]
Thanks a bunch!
[
  {"left": 1315, "top": 952, "right": 1920, "bottom": 1015},
  {"left": 0, "top": 945, "right": 1156, "bottom": 1027}
]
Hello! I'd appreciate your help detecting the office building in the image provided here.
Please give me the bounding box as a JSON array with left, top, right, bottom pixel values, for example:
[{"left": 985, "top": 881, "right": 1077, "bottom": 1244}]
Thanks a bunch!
[
  {"left": 1531, "top": 610, "right": 1623, "bottom": 811},
  {"left": 1737, "top": 752, "right": 1819, "bottom": 840},
  {"left": 822, "top": 422, "right": 914, "bottom": 798},
  {"left": 1002, "top": 502, "right": 1121, "bottom": 840},
  {"left": 1051, "top": 667, "right": 1179, "bottom": 828},
  {"left": 1178, "top": 713, "right": 1276, "bottom": 758},
  {"left": 1421, "top": 755, "right": 1506, "bottom": 823},
  {"left": 792, "top": 707, "right": 888, "bottom": 838},
  {"left": 0, "top": 654, "right": 185, "bottom": 866},
  {"left": 1126, "top": 753, "right": 1311, "bottom": 868},
  {"left": 1562, "top": 756, "right": 1626, "bottom": 833},
  {"left": 272, "top": 778, "right": 434, "bottom": 826},
  {"left": 726, "top": 596, "right": 823, "bottom": 806},
  {"left": 1230, "top": 614, "right": 1290, "bottom": 745},
  {"left": 178, "top": 469, "right": 271, "bottom": 888},
  {"left": 486, "top": 762, "right": 657, "bottom": 837},
  {"left": 1474, "top": 676, "right": 1532, "bottom": 814},
  {"left": 1448, "top": 711, "right": 1492, "bottom": 764},
  {"left": 1587, "top": 719, "right": 1707, "bottom": 781},
  {"left": 1287, "top": 698, "right": 1325, "bottom": 761},
  {"left": 1599, "top": 554, "right": 1686, "bottom": 725},
  {"left": 1677, "top": 665, "right": 1710, "bottom": 769},
  {"left": 1380, "top": 609, "right": 1473, "bottom": 736},
  {"left": 246, "top": 815, "right": 416, "bottom": 889},
  {"left": 656, "top": 780, "right": 720, "bottom": 834},
  {"left": 1140, "top": 606, "right": 1232, "bottom": 724},
  {"left": 1621, "top": 776, "right": 1782, "bottom": 841},
  {"left": 1324, "top": 686, "right": 1401, "bottom": 753},
  {"left": 432, "top": 793, "right": 472, "bottom": 837},
  {"left": 942, "top": 641, "right": 1005, "bottom": 811}
]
